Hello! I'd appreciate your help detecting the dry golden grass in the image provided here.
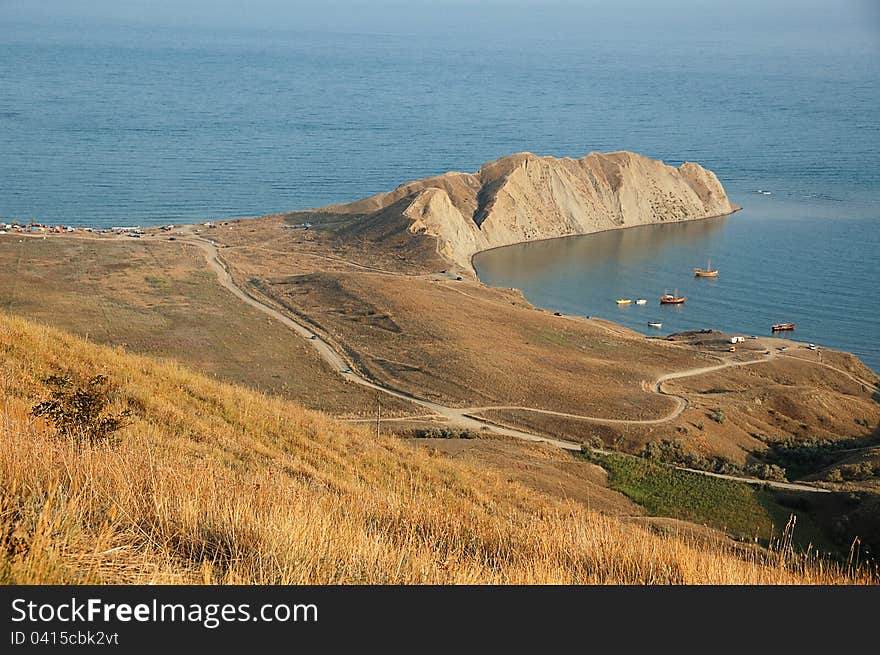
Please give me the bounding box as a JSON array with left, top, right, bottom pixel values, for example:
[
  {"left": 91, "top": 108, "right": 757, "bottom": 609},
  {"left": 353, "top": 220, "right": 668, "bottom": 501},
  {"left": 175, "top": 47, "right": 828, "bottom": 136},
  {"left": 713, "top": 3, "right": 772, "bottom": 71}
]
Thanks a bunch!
[
  {"left": 0, "top": 313, "right": 873, "bottom": 584},
  {"left": 0, "top": 235, "right": 416, "bottom": 417},
  {"left": 206, "top": 215, "right": 704, "bottom": 415}
]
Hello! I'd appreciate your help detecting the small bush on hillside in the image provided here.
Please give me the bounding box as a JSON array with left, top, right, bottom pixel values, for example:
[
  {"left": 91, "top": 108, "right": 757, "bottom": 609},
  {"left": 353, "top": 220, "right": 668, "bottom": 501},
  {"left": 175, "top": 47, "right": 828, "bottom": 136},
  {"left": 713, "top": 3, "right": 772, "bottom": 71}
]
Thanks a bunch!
[
  {"left": 639, "top": 439, "right": 742, "bottom": 476},
  {"left": 825, "top": 469, "right": 844, "bottom": 483},
  {"left": 581, "top": 435, "right": 604, "bottom": 453},
  {"left": 744, "top": 462, "right": 788, "bottom": 482},
  {"left": 31, "top": 374, "right": 130, "bottom": 445},
  {"left": 414, "top": 427, "right": 477, "bottom": 439},
  {"left": 708, "top": 408, "right": 726, "bottom": 424},
  {"left": 760, "top": 435, "right": 880, "bottom": 478},
  {"left": 641, "top": 439, "right": 688, "bottom": 463},
  {"left": 837, "top": 462, "right": 877, "bottom": 481}
]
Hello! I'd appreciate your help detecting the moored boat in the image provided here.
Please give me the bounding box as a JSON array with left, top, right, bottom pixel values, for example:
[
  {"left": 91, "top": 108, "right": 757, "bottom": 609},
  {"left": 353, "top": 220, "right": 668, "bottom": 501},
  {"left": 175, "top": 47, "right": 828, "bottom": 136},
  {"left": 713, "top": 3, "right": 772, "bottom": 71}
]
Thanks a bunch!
[
  {"left": 694, "top": 257, "right": 718, "bottom": 278},
  {"left": 635, "top": 298, "right": 647, "bottom": 305},
  {"left": 772, "top": 323, "right": 796, "bottom": 331},
  {"left": 648, "top": 321, "right": 663, "bottom": 328},
  {"left": 616, "top": 298, "right": 632, "bottom": 305},
  {"left": 659, "top": 289, "right": 686, "bottom": 304}
]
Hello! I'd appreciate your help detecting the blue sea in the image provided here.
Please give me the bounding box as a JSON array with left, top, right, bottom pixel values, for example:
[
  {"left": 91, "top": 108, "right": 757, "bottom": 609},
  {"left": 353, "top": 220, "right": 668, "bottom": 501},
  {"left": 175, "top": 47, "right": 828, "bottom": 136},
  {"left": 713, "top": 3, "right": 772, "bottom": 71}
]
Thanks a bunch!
[
  {"left": 475, "top": 201, "right": 880, "bottom": 372},
  {"left": 1, "top": 10, "right": 878, "bottom": 369}
]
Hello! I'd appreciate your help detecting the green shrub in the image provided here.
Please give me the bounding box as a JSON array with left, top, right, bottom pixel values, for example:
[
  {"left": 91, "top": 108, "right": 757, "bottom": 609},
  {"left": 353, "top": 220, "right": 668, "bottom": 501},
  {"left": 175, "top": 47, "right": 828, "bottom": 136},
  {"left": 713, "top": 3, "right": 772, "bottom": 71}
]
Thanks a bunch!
[
  {"left": 414, "top": 426, "right": 477, "bottom": 439},
  {"left": 639, "top": 439, "right": 741, "bottom": 476},
  {"left": 825, "top": 469, "right": 844, "bottom": 483},
  {"left": 581, "top": 435, "right": 604, "bottom": 453},
  {"left": 838, "top": 462, "right": 877, "bottom": 481},
  {"left": 31, "top": 374, "right": 130, "bottom": 445},
  {"left": 708, "top": 408, "right": 726, "bottom": 424},
  {"left": 759, "top": 435, "right": 880, "bottom": 479},
  {"left": 744, "top": 462, "right": 788, "bottom": 482}
]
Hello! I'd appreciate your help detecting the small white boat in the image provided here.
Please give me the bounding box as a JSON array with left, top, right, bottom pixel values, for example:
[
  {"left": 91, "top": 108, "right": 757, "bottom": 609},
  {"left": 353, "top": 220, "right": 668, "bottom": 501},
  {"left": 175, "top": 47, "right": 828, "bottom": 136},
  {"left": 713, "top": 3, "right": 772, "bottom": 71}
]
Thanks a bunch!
[
  {"left": 635, "top": 298, "right": 647, "bottom": 305},
  {"left": 648, "top": 321, "right": 663, "bottom": 328}
]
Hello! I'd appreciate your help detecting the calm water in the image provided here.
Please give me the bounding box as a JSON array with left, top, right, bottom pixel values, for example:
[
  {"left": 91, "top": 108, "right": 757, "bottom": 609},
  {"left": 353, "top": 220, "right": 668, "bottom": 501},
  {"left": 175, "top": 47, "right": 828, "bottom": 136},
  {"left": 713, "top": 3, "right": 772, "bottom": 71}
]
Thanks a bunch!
[
  {"left": 1, "top": 20, "right": 878, "bottom": 226},
  {"left": 0, "top": 16, "right": 878, "bottom": 367},
  {"left": 474, "top": 196, "right": 880, "bottom": 372}
]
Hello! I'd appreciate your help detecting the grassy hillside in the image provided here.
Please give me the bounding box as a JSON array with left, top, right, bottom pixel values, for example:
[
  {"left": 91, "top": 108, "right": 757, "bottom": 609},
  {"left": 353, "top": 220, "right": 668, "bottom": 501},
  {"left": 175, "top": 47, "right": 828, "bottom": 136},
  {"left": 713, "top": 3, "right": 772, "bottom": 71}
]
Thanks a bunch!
[
  {"left": 0, "top": 313, "right": 872, "bottom": 584},
  {"left": 0, "top": 235, "right": 415, "bottom": 417},
  {"left": 585, "top": 452, "right": 835, "bottom": 552}
]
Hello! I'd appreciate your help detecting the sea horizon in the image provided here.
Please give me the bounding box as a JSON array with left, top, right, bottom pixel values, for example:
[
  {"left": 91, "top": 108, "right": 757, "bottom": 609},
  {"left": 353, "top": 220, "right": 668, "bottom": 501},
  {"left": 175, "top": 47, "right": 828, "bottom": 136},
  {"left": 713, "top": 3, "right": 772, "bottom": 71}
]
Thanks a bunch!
[{"left": 2, "top": 8, "right": 878, "bottom": 371}]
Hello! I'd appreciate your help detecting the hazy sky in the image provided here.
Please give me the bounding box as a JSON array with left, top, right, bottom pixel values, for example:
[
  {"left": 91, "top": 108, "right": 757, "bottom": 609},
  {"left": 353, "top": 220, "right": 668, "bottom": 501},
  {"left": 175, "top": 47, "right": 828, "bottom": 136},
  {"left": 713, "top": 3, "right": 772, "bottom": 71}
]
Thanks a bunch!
[{"left": 3, "top": 0, "right": 878, "bottom": 41}]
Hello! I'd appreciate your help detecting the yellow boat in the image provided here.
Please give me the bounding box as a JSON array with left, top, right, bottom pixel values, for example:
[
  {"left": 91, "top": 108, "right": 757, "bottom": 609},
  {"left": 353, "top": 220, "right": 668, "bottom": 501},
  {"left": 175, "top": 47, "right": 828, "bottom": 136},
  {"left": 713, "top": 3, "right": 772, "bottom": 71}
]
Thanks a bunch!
[
  {"left": 616, "top": 298, "right": 632, "bottom": 305},
  {"left": 694, "top": 257, "right": 718, "bottom": 278}
]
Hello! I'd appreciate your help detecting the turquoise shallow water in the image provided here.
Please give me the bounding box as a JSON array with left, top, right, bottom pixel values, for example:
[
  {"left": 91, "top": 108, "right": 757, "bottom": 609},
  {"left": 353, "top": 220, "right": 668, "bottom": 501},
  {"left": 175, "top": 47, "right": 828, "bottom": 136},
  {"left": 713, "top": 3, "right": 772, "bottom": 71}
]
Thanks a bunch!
[{"left": 0, "top": 16, "right": 877, "bottom": 368}]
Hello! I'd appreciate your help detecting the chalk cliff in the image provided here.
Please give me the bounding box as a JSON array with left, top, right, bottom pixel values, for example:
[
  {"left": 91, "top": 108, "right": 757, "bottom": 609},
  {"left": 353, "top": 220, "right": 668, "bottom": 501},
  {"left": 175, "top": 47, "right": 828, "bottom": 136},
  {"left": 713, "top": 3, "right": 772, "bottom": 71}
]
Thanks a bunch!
[{"left": 324, "top": 151, "right": 736, "bottom": 272}]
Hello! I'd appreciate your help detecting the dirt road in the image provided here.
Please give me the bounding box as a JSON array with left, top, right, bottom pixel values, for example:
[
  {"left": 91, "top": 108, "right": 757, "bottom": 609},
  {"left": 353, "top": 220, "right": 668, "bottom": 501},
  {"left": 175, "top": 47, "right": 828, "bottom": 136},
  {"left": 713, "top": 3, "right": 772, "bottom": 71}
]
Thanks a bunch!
[{"left": 176, "top": 233, "right": 834, "bottom": 494}]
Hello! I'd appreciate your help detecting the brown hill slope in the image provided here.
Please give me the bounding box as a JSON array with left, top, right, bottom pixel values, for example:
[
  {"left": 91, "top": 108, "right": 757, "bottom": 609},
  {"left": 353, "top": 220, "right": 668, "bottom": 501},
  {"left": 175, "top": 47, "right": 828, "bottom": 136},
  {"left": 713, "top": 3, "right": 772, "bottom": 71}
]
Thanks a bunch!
[
  {"left": 0, "top": 235, "right": 417, "bottom": 417},
  {"left": 1, "top": 312, "right": 868, "bottom": 584},
  {"left": 324, "top": 151, "right": 735, "bottom": 271}
]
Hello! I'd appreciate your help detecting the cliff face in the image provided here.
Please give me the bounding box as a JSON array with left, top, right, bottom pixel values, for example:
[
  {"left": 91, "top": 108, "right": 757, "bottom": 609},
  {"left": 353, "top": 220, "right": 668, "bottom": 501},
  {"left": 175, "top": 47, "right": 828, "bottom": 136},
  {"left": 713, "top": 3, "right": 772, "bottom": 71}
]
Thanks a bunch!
[{"left": 325, "top": 151, "right": 735, "bottom": 272}]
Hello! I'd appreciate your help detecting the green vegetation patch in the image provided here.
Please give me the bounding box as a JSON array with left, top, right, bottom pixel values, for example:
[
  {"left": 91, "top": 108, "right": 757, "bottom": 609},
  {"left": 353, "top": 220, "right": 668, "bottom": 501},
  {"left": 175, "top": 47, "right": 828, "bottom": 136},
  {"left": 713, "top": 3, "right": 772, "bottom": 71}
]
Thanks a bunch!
[
  {"left": 144, "top": 275, "right": 169, "bottom": 290},
  {"left": 590, "top": 451, "right": 772, "bottom": 539},
  {"left": 583, "top": 451, "right": 833, "bottom": 552},
  {"left": 413, "top": 426, "right": 478, "bottom": 439},
  {"left": 758, "top": 434, "right": 880, "bottom": 480}
]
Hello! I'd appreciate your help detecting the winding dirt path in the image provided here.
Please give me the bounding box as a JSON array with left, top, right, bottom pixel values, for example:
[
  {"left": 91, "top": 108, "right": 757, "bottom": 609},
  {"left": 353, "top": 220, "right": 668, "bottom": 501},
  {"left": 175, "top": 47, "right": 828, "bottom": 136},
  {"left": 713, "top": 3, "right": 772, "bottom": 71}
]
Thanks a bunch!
[
  {"left": 5, "top": 230, "right": 870, "bottom": 496},
  {"left": 176, "top": 234, "right": 584, "bottom": 449},
  {"left": 463, "top": 354, "right": 783, "bottom": 425},
  {"left": 778, "top": 352, "right": 878, "bottom": 390},
  {"left": 169, "top": 232, "right": 830, "bottom": 493}
]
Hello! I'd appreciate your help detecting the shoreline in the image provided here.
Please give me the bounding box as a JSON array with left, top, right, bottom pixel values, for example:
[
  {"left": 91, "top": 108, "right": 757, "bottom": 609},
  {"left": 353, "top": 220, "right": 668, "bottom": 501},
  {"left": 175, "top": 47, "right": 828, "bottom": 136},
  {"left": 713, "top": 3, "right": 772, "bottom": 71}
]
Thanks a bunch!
[
  {"left": 465, "top": 206, "right": 874, "bottom": 375},
  {"left": 6, "top": 202, "right": 877, "bottom": 374},
  {"left": 467, "top": 205, "right": 743, "bottom": 273}
]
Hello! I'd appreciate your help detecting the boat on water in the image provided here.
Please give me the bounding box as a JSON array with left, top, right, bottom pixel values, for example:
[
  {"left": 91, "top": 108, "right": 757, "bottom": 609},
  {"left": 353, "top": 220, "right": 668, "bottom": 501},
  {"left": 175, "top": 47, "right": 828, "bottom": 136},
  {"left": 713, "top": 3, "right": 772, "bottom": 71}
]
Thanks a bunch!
[
  {"left": 659, "top": 289, "right": 686, "bottom": 304},
  {"left": 772, "top": 323, "right": 796, "bottom": 331},
  {"left": 694, "top": 257, "right": 718, "bottom": 278},
  {"left": 635, "top": 298, "right": 647, "bottom": 305},
  {"left": 616, "top": 298, "right": 632, "bottom": 305},
  {"left": 648, "top": 321, "right": 663, "bottom": 328}
]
